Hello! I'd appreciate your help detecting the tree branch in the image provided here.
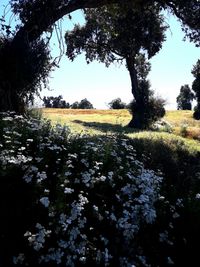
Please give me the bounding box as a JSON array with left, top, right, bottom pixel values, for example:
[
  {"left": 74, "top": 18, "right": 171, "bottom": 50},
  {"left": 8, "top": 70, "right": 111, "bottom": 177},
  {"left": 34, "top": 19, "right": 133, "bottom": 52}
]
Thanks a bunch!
[{"left": 13, "top": 0, "right": 127, "bottom": 44}]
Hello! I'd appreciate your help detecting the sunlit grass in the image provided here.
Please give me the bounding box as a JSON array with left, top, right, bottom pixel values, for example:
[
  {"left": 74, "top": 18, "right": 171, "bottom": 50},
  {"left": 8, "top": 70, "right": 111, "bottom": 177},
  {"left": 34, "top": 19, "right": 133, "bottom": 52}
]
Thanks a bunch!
[
  {"left": 127, "top": 131, "right": 200, "bottom": 153},
  {"left": 41, "top": 108, "right": 200, "bottom": 149},
  {"left": 41, "top": 108, "right": 131, "bottom": 135}
]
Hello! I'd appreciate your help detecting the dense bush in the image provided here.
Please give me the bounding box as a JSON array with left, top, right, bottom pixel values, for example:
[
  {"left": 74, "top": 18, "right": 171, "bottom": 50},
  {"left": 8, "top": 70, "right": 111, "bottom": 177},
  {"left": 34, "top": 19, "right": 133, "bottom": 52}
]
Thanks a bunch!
[
  {"left": 0, "top": 112, "right": 200, "bottom": 266},
  {"left": 128, "top": 88, "right": 166, "bottom": 129},
  {"left": 193, "top": 105, "right": 200, "bottom": 120},
  {"left": 78, "top": 98, "right": 94, "bottom": 109},
  {"left": 108, "top": 98, "right": 127, "bottom": 109},
  {"left": 43, "top": 95, "right": 70, "bottom": 108}
]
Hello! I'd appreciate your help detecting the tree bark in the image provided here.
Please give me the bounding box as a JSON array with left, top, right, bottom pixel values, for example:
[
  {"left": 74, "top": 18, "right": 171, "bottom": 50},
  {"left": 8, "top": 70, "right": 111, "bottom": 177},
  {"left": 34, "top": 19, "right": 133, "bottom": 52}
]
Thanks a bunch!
[{"left": 126, "top": 56, "right": 146, "bottom": 129}]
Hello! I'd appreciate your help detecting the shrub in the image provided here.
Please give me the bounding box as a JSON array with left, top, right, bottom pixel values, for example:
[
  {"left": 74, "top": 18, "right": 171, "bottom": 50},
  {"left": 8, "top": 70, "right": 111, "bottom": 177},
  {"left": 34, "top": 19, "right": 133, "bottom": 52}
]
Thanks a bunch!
[
  {"left": 108, "top": 98, "right": 127, "bottom": 109},
  {"left": 151, "top": 120, "right": 173, "bottom": 133},
  {"left": 0, "top": 112, "right": 200, "bottom": 266},
  {"left": 128, "top": 90, "right": 166, "bottom": 129},
  {"left": 78, "top": 98, "right": 94, "bottom": 109},
  {"left": 193, "top": 105, "right": 200, "bottom": 120},
  {"left": 0, "top": 112, "right": 163, "bottom": 266}
]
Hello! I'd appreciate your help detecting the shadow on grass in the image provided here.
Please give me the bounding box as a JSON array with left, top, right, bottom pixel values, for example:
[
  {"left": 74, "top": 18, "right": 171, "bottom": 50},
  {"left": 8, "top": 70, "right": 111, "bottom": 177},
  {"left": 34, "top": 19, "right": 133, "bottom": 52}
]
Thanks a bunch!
[{"left": 72, "top": 120, "right": 137, "bottom": 134}]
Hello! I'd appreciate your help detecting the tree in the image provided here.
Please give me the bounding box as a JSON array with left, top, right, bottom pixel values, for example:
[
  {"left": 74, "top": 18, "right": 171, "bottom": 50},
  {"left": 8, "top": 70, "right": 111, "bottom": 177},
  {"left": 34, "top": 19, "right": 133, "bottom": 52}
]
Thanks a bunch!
[
  {"left": 43, "top": 95, "right": 70, "bottom": 108},
  {"left": 176, "top": 84, "right": 194, "bottom": 110},
  {"left": 65, "top": 4, "right": 167, "bottom": 128},
  {"left": 70, "top": 99, "right": 94, "bottom": 109},
  {"left": 108, "top": 98, "right": 127, "bottom": 109},
  {"left": 78, "top": 98, "right": 94, "bottom": 109},
  {"left": 10, "top": 0, "right": 200, "bottom": 45},
  {"left": 191, "top": 59, "right": 200, "bottom": 119},
  {"left": 0, "top": 34, "right": 52, "bottom": 112},
  {"left": 70, "top": 101, "right": 79, "bottom": 109},
  {"left": 128, "top": 54, "right": 166, "bottom": 128},
  {"left": 43, "top": 96, "right": 52, "bottom": 108},
  {"left": 60, "top": 99, "right": 70, "bottom": 108},
  {"left": 0, "top": 0, "right": 200, "bottom": 113}
]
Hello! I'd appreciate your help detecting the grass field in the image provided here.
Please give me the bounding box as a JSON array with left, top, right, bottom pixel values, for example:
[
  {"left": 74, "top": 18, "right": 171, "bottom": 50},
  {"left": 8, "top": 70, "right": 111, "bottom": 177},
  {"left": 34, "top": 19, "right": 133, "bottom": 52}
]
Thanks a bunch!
[
  {"left": 41, "top": 108, "right": 199, "bottom": 136},
  {"left": 40, "top": 108, "right": 200, "bottom": 152}
]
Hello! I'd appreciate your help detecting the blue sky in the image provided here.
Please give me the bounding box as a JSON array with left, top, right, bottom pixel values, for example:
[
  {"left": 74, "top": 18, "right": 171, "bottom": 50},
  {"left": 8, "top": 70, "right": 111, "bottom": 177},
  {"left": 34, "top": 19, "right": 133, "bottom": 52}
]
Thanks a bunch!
[{"left": 1, "top": 1, "right": 199, "bottom": 109}]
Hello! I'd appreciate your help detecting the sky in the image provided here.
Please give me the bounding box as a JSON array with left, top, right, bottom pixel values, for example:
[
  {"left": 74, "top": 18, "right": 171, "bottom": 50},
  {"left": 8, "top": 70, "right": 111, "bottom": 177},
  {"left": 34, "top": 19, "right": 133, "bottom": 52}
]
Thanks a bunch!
[{"left": 0, "top": 1, "right": 199, "bottom": 109}]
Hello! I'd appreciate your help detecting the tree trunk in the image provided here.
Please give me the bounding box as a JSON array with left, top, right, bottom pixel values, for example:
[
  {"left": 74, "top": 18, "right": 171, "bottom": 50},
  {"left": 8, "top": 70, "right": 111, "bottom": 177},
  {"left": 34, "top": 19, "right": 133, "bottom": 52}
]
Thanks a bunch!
[
  {"left": 0, "top": 38, "right": 27, "bottom": 113},
  {"left": 0, "top": 85, "right": 24, "bottom": 113},
  {"left": 126, "top": 56, "right": 146, "bottom": 129}
]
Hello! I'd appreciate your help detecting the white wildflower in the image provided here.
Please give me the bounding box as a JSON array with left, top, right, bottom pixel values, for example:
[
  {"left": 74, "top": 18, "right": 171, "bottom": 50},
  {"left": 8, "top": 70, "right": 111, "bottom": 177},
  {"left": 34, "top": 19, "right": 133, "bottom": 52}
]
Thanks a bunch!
[{"left": 40, "top": 197, "right": 50, "bottom": 208}]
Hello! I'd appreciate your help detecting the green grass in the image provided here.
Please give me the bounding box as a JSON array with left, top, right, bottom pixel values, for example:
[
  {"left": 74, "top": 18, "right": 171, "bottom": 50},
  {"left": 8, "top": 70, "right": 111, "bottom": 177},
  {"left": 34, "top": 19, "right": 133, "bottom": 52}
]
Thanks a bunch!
[
  {"left": 41, "top": 108, "right": 200, "bottom": 150},
  {"left": 41, "top": 108, "right": 131, "bottom": 135}
]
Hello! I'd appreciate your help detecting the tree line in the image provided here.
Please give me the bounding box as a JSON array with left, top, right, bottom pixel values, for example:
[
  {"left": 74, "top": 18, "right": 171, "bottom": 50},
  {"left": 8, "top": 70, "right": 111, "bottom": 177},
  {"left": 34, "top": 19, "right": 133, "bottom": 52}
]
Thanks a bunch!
[{"left": 43, "top": 96, "right": 94, "bottom": 109}]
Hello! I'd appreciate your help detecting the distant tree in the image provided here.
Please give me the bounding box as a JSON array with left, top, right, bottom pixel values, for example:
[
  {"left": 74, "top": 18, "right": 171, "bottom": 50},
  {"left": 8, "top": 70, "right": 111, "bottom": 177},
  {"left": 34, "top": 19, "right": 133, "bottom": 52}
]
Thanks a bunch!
[
  {"left": 52, "top": 95, "right": 63, "bottom": 108},
  {"left": 108, "top": 98, "right": 127, "bottom": 109},
  {"left": 70, "top": 101, "right": 79, "bottom": 109},
  {"left": 43, "top": 95, "right": 70, "bottom": 108},
  {"left": 78, "top": 98, "right": 94, "bottom": 109},
  {"left": 43, "top": 96, "right": 52, "bottom": 108},
  {"left": 176, "top": 85, "right": 194, "bottom": 110},
  {"left": 191, "top": 59, "right": 200, "bottom": 120},
  {"left": 60, "top": 100, "right": 70, "bottom": 109}
]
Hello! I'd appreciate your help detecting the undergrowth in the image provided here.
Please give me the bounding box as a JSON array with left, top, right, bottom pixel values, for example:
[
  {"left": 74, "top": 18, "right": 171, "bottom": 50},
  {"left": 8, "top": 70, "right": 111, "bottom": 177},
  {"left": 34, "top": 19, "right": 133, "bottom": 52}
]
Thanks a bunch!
[{"left": 0, "top": 112, "right": 200, "bottom": 266}]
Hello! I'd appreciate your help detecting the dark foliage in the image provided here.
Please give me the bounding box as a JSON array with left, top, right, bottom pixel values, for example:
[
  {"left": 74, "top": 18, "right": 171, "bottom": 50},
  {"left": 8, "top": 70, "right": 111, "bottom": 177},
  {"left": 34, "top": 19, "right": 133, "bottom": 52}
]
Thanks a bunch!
[
  {"left": 193, "top": 105, "right": 200, "bottom": 120},
  {"left": 192, "top": 59, "right": 200, "bottom": 119},
  {"left": 176, "top": 84, "right": 194, "bottom": 110},
  {"left": 70, "top": 101, "right": 79, "bottom": 109},
  {"left": 0, "top": 35, "right": 52, "bottom": 112},
  {"left": 70, "top": 98, "right": 94, "bottom": 109},
  {"left": 128, "top": 86, "right": 166, "bottom": 129},
  {"left": 78, "top": 98, "right": 94, "bottom": 109},
  {"left": 130, "top": 136, "right": 200, "bottom": 266},
  {"left": 108, "top": 98, "right": 127, "bottom": 109},
  {"left": 43, "top": 95, "right": 70, "bottom": 108}
]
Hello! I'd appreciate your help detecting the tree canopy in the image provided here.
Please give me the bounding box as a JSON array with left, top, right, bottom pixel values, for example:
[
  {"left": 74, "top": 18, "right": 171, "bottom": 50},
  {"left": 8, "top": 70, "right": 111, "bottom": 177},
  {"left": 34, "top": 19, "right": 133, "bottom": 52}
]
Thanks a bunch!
[
  {"left": 108, "top": 98, "right": 127, "bottom": 109},
  {"left": 176, "top": 84, "right": 194, "bottom": 110},
  {"left": 10, "top": 0, "right": 200, "bottom": 46},
  {"left": 65, "top": 3, "right": 167, "bottom": 64}
]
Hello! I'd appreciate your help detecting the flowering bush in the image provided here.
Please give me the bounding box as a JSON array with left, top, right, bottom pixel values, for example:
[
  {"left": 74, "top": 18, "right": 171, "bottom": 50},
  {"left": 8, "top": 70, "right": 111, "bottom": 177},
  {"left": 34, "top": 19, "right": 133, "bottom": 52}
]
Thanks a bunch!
[{"left": 0, "top": 112, "right": 200, "bottom": 266}]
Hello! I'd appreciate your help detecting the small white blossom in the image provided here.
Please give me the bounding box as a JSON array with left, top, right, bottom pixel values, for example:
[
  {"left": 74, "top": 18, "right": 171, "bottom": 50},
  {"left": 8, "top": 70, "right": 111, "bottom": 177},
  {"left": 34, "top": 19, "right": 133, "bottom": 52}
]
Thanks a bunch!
[
  {"left": 196, "top": 193, "right": 200, "bottom": 199},
  {"left": 40, "top": 197, "right": 50, "bottom": 208}
]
